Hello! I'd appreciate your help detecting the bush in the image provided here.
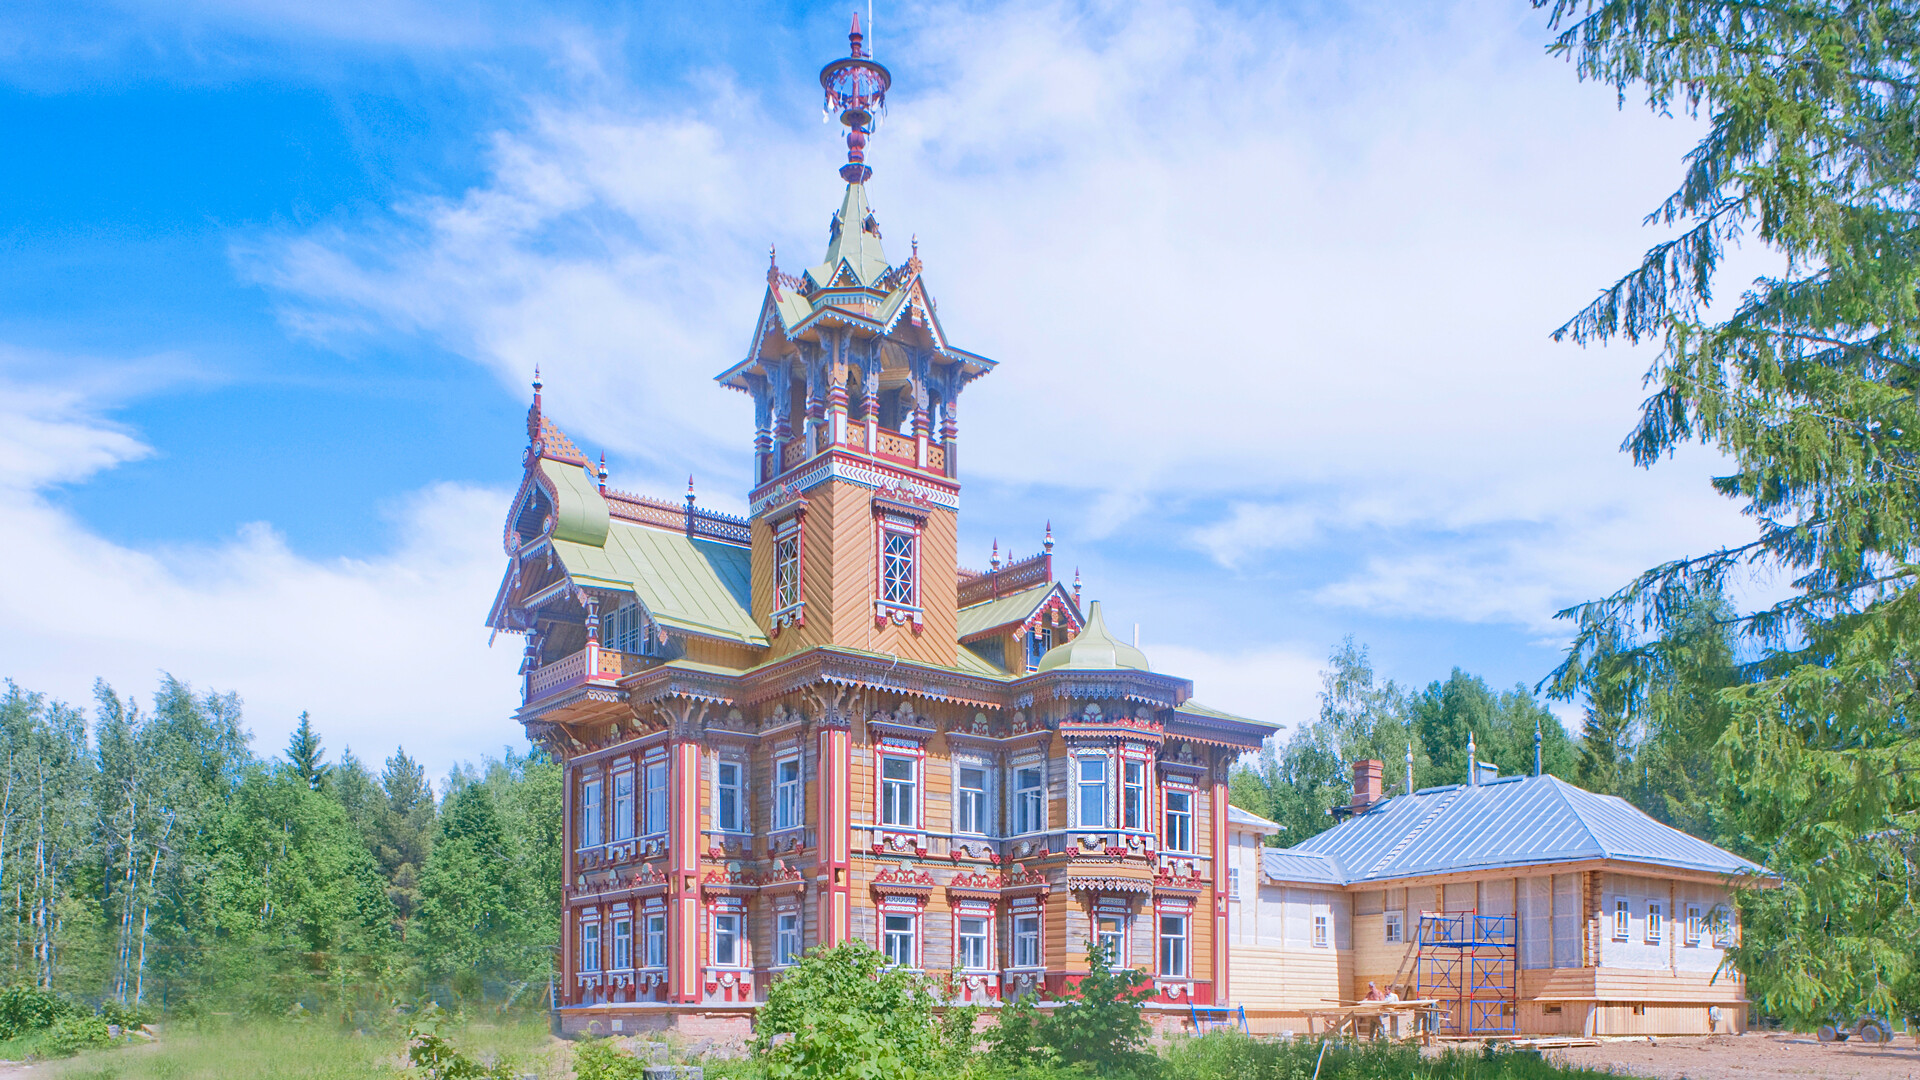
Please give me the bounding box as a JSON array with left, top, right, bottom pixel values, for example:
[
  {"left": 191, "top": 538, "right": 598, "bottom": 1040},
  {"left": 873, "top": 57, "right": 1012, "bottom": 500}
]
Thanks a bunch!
[
  {"left": 1043, "top": 942, "right": 1155, "bottom": 1074},
  {"left": 572, "top": 1037, "right": 649, "bottom": 1080},
  {"left": 42, "top": 1014, "right": 114, "bottom": 1057},
  {"left": 753, "top": 940, "right": 941, "bottom": 1080},
  {"left": 0, "top": 984, "right": 79, "bottom": 1040}
]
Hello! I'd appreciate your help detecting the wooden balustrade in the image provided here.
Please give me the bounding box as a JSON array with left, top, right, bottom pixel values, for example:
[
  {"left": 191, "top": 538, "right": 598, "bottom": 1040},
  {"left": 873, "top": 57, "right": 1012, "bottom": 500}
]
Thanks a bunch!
[{"left": 527, "top": 648, "right": 641, "bottom": 701}]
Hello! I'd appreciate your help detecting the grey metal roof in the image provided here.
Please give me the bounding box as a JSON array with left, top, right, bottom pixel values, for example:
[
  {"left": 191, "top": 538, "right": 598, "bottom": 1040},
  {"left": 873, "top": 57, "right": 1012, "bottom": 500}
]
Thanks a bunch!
[
  {"left": 1227, "top": 805, "right": 1283, "bottom": 833},
  {"left": 1261, "top": 849, "right": 1345, "bottom": 886},
  {"left": 1264, "top": 774, "right": 1770, "bottom": 886}
]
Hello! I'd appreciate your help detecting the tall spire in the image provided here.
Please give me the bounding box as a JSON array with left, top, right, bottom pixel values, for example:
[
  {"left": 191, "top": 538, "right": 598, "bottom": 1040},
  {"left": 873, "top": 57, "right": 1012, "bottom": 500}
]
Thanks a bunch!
[{"left": 820, "top": 12, "right": 892, "bottom": 184}]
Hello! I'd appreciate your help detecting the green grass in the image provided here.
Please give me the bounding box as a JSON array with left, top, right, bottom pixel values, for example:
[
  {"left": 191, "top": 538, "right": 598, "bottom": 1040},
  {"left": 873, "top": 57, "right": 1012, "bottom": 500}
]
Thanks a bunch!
[{"left": 45, "top": 1017, "right": 567, "bottom": 1080}]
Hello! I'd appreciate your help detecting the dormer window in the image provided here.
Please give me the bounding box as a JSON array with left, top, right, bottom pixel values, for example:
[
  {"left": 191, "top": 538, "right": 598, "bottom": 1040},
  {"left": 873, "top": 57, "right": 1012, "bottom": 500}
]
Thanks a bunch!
[{"left": 1025, "top": 625, "right": 1053, "bottom": 672}]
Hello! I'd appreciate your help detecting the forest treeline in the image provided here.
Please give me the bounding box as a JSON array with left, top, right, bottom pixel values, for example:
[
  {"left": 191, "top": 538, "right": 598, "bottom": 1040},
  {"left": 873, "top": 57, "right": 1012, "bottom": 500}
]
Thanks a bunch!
[
  {"left": 0, "top": 676, "right": 558, "bottom": 1019},
  {"left": 1232, "top": 590, "right": 1735, "bottom": 847}
]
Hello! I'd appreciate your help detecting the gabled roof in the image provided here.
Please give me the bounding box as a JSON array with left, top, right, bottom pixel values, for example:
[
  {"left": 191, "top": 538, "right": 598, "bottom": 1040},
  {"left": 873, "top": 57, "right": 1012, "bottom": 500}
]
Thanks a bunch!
[
  {"left": 1262, "top": 849, "right": 1345, "bottom": 887},
  {"left": 956, "top": 582, "right": 1056, "bottom": 641},
  {"left": 552, "top": 522, "right": 766, "bottom": 647},
  {"left": 1268, "top": 773, "right": 1771, "bottom": 887},
  {"left": 1228, "top": 804, "right": 1283, "bottom": 834}
]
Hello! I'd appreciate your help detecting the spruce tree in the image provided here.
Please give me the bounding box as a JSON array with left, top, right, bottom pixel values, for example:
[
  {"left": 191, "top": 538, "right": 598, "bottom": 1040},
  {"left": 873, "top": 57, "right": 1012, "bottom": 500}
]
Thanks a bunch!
[{"left": 1539, "top": 0, "right": 1920, "bottom": 1026}]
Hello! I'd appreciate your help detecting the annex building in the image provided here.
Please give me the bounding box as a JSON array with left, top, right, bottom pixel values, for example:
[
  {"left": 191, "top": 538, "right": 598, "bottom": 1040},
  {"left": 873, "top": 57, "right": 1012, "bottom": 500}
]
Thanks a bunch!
[
  {"left": 487, "top": 21, "right": 1275, "bottom": 1037},
  {"left": 1224, "top": 756, "right": 1774, "bottom": 1038}
]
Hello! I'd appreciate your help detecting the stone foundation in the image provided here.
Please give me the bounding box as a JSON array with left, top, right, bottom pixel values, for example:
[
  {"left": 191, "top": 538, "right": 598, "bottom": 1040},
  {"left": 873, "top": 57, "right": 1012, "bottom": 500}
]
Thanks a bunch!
[{"left": 555, "top": 1003, "right": 756, "bottom": 1051}]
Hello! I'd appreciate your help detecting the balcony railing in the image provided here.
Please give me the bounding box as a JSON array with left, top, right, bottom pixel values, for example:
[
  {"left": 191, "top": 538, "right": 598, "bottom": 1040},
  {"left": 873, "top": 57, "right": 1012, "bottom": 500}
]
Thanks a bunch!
[{"left": 527, "top": 647, "right": 641, "bottom": 702}]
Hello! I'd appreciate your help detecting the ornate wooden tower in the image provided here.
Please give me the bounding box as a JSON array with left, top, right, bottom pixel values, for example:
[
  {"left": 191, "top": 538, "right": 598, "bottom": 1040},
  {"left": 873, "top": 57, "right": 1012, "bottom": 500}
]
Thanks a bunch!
[{"left": 488, "top": 18, "right": 1277, "bottom": 1040}]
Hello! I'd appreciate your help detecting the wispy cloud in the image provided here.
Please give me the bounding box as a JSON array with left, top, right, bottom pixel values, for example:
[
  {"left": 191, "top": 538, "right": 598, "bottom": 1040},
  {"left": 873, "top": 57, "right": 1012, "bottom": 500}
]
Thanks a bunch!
[{"left": 0, "top": 366, "right": 521, "bottom": 775}]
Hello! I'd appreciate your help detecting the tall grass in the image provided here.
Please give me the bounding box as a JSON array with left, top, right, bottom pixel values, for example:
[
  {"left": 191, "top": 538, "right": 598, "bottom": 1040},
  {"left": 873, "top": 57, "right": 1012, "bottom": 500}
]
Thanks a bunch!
[
  {"left": 1162, "top": 1033, "right": 1631, "bottom": 1080},
  {"left": 45, "top": 1017, "right": 566, "bottom": 1080}
]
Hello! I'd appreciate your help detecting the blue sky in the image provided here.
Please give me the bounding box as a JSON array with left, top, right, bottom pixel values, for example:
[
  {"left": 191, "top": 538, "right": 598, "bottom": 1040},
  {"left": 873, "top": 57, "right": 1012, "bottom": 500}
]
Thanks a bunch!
[{"left": 0, "top": 0, "right": 1754, "bottom": 777}]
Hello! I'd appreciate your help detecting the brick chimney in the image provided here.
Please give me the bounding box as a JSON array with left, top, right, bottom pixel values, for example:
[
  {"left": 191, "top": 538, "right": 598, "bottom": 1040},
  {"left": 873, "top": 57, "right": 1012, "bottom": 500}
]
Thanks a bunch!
[{"left": 1351, "top": 759, "right": 1384, "bottom": 812}]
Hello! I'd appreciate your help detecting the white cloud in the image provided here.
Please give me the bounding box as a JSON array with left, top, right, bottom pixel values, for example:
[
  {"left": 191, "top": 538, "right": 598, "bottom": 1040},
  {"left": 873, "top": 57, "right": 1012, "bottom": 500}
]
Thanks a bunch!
[
  {"left": 1148, "top": 641, "right": 1322, "bottom": 739},
  {"left": 242, "top": 0, "right": 1755, "bottom": 649},
  {"left": 0, "top": 372, "right": 522, "bottom": 777}
]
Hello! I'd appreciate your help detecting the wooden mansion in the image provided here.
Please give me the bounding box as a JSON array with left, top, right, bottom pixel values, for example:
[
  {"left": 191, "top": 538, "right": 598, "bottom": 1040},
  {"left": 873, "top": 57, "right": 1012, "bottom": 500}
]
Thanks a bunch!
[{"left": 487, "top": 20, "right": 1276, "bottom": 1037}]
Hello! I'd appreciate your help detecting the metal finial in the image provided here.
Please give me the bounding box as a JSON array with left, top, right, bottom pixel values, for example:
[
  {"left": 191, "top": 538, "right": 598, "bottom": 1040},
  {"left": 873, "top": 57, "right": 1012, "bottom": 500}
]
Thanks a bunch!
[
  {"left": 990, "top": 540, "right": 1000, "bottom": 571},
  {"left": 597, "top": 453, "right": 608, "bottom": 492},
  {"left": 820, "top": 12, "right": 891, "bottom": 183},
  {"left": 1044, "top": 521, "right": 1054, "bottom": 554}
]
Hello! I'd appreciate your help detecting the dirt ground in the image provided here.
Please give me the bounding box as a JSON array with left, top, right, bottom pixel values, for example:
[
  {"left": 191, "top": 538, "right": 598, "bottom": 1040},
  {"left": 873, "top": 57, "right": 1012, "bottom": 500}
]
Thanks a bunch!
[{"left": 1545, "top": 1032, "right": 1920, "bottom": 1080}]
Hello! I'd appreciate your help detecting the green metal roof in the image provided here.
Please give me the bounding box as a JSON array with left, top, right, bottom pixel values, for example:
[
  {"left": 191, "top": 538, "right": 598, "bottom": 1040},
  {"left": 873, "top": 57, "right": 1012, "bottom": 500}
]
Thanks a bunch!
[
  {"left": 810, "top": 182, "right": 890, "bottom": 288},
  {"left": 956, "top": 583, "right": 1053, "bottom": 641},
  {"left": 1036, "top": 601, "right": 1150, "bottom": 673},
  {"left": 551, "top": 522, "right": 767, "bottom": 646},
  {"left": 539, "top": 459, "right": 609, "bottom": 547},
  {"left": 1175, "top": 700, "right": 1261, "bottom": 726}
]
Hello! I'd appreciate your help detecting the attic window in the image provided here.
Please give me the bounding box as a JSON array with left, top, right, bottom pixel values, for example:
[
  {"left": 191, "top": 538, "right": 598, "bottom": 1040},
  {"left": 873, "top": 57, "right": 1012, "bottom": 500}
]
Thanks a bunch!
[{"left": 1025, "top": 625, "right": 1053, "bottom": 672}]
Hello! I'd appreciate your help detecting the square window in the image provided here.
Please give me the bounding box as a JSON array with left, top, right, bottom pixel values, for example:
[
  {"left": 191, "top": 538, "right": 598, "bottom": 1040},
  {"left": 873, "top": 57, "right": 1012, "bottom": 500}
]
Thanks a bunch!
[
  {"left": 883, "top": 913, "right": 916, "bottom": 968},
  {"left": 775, "top": 757, "right": 803, "bottom": 831},
  {"left": 1228, "top": 866, "right": 1241, "bottom": 902},
  {"left": 1077, "top": 757, "right": 1108, "bottom": 828},
  {"left": 1384, "top": 910, "right": 1404, "bottom": 944},
  {"left": 959, "top": 917, "right": 990, "bottom": 970},
  {"left": 1013, "top": 765, "right": 1045, "bottom": 834},
  {"left": 1014, "top": 915, "right": 1041, "bottom": 968},
  {"left": 612, "top": 771, "right": 635, "bottom": 842},
  {"left": 777, "top": 912, "right": 803, "bottom": 966},
  {"left": 1164, "top": 789, "right": 1193, "bottom": 852},
  {"left": 645, "top": 914, "right": 667, "bottom": 967},
  {"left": 881, "top": 755, "right": 917, "bottom": 828},
  {"left": 578, "top": 777, "right": 604, "bottom": 849},
  {"left": 714, "top": 912, "right": 742, "bottom": 967},
  {"left": 957, "top": 766, "right": 988, "bottom": 835},
  {"left": 715, "top": 760, "right": 744, "bottom": 832},
  {"left": 1159, "top": 915, "right": 1188, "bottom": 977}
]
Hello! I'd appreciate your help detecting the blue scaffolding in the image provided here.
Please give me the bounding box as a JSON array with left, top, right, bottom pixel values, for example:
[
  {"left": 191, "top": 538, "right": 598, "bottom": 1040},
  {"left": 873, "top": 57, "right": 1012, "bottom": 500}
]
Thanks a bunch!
[{"left": 1412, "top": 911, "right": 1517, "bottom": 1036}]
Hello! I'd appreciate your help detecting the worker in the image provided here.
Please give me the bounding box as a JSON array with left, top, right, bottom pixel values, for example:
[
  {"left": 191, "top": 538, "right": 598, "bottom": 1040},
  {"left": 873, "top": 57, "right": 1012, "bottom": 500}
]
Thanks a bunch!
[
  {"left": 1364, "top": 982, "right": 1386, "bottom": 1039},
  {"left": 1383, "top": 985, "right": 1402, "bottom": 1040}
]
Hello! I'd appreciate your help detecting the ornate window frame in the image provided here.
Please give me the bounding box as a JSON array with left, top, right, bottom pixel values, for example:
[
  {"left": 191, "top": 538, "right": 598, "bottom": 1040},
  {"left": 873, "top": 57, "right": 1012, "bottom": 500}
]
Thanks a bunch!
[
  {"left": 711, "top": 752, "right": 749, "bottom": 834},
  {"left": 872, "top": 498, "right": 927, "bottom": 629},
  {"left": 577, "top": 768, "right": 605, "bottom": 850},
  {"left": 769, "top": 505, "right": 807, "bottom": 633},
  {"left": 773, "top": 751, "right": 804, "bottom": 833},
  {"left": 1009, "top": 751, "right": 1048, "bottom": 836},
  {"left": 953, "top": 753, "right": 993, "bottom": 837},
  {"left": 878, "top": 899, "right": 923, "bottom": 970}
]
